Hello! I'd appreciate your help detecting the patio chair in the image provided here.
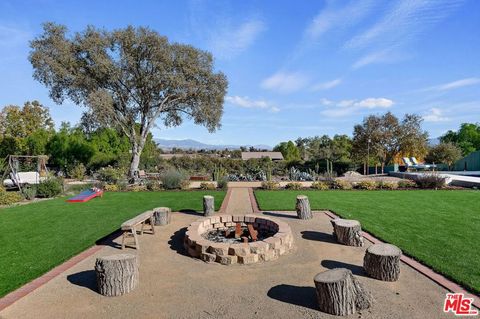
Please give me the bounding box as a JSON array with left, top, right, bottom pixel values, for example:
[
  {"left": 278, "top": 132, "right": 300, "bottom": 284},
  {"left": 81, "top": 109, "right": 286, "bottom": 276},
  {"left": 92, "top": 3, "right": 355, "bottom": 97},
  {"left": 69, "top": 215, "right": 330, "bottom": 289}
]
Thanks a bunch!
[
  {"left": 402, "top": 157, "right": 415, "bottom": 171},
  {"left": 410, "top": 157, "right": 436, "bottom": 170}
]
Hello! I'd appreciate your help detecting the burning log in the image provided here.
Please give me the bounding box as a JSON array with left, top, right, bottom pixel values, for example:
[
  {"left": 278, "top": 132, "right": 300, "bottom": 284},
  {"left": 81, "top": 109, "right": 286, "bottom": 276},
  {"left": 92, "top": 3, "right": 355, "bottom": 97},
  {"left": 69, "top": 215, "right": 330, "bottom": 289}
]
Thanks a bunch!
[{"left": 235, "top": 223, "right": 242, "bottom": 239}]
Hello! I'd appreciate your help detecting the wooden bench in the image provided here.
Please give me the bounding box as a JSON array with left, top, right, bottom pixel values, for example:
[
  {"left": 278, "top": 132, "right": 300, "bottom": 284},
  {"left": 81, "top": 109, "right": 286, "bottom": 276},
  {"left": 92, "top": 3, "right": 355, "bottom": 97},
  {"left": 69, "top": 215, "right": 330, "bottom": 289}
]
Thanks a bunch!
[{"left": 121, "top": 211, "right": 155, "bottom": 249}]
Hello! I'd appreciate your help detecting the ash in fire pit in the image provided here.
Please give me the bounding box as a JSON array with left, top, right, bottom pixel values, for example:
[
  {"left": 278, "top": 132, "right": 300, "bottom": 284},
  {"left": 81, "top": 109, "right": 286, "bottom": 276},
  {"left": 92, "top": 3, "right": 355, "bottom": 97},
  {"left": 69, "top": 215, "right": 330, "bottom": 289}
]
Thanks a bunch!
[
  {"left": 202, "top": 224, "right": 275, "bottom": 244},
  {"left": 184, "top": 214, "right": 294, "bottom": 265}
]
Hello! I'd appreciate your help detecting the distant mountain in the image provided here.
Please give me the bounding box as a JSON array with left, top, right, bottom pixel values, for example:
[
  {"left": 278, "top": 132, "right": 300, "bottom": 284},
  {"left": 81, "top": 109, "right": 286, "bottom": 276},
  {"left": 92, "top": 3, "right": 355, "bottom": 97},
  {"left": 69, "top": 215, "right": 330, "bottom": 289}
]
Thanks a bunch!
[{"left": 154, "top": 138, "right": 272, "bottom": 151}]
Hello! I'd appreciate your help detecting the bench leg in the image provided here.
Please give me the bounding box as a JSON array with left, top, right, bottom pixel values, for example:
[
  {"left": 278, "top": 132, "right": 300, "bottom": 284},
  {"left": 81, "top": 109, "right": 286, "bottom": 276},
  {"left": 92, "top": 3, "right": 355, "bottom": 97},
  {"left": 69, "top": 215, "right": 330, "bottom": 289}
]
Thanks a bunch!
[
  {"left": 150, "top": 217, "right": 155, "bottom": 234},
  {"left": 140, "top": 222, "right": 145, "bottom": 235},
  {"left": 121, "top": 231, "right": 126, "bottom": 249},
  {"left": 132, "top": 228, "right": 139, "bottom": 250}
]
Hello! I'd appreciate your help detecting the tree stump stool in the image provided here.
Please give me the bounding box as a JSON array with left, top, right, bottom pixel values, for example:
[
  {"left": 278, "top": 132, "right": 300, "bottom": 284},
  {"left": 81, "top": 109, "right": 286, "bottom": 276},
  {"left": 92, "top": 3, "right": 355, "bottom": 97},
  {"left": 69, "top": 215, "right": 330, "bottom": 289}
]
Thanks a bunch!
[
  {"left": 363, "top": 243, "right": 402, "bottom": 281},
  {"left": 331, "top": 219, "right": 364, "bottom": 247},
  {"left": 95, "top": 254, "right": 139, "bottom": 296},
  {"left": 153, "top": 207, "right": 171, "bottom": 226},
  {"left": 314, "top": 268, "right": 372, "bottom": 316},
  {"left": 296, "top": 195, "right": 312, "bottom": 220},
  {"left": 203, "top": 195, "right": 214, "bottom": 216}
]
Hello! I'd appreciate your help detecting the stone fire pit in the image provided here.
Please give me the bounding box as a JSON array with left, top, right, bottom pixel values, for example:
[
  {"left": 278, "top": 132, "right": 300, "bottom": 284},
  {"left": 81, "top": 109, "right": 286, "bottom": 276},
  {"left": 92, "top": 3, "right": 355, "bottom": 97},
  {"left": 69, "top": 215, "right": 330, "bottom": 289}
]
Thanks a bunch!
[{"left": 184, "top": 214, "right": 293, "bottom": 265}]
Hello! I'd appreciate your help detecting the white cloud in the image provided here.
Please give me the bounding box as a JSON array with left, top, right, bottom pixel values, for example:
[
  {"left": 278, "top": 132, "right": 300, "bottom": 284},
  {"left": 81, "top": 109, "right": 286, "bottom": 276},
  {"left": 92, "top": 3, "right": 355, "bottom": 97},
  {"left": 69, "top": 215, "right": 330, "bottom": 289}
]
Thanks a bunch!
[
  {"left": 261, "top": 72, "right": 309, "bottom": 93},
  {"left": 345, "top": 0, "right": 463, "bottom": 50},
  {"left": 321, "top": 97, "right": 394, "bottom": 117},
  {"left": 305, "top": 0, "right": 374, "bottom": 40},
  {"left": 345, "top": 0, "right": 464, "bottom": 68},
  {"left": 225, "top": 96, "right": 279, "bottom": 113},
  {"left": 208, "top": 19, "right": 266, "bottom": 59},
  {"left": 423, "top": 108, "right": 450, "bottom": 122},
  {"left": 320, "top": 98, "right": 333, "bottom": 106},
  {"left": 311, "top": 78, "right": 342, "bottom": 91},
  {"left": 435, "top": 78, "right": 480, "bottom": 91}
]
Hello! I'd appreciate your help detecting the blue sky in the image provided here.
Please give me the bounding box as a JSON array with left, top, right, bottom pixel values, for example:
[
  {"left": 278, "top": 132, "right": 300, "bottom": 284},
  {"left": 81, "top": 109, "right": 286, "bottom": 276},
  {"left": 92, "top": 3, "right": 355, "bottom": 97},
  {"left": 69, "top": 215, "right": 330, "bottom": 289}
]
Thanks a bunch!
[{"left": 1, "top": 0, "right": 479, "bottom": 146}]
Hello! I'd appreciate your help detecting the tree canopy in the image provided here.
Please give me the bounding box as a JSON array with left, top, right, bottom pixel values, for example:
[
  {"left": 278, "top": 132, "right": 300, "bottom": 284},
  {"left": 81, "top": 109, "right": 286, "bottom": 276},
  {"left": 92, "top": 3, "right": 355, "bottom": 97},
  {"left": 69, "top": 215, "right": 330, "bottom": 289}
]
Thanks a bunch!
[
  {"left": 441, "top": 123, "right": 480, "bottom": 156},
  {"left": 29, "top": 23, "right": 228, "bottom": 178},
  {"left": 273, "top": 141, "right": 301, "bottom": 163},
  {"left": 352, "top": 112, "right": 428, "bottom": 167},
  {"left": 425, "top": 142, "right": 462, "bottom": 170}
]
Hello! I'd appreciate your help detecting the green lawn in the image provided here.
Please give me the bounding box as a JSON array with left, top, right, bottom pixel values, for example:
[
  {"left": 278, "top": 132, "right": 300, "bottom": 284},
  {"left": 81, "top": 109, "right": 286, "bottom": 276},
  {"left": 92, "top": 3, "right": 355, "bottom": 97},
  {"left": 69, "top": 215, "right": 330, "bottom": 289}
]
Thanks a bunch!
[
  {"left": 0, "top": 190, "right": 225, "bottom": 297},
  {"left": 255, "top": 190, "right": 480, "bottom": 294}
]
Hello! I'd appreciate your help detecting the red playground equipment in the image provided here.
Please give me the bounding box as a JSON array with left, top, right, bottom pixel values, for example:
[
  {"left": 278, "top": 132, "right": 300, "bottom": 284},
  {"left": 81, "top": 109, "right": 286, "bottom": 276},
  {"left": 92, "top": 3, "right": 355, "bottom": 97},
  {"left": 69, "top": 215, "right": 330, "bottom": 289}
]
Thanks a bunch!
[{"left": 67, "top": 188, "right": 103, "bottom": 203}]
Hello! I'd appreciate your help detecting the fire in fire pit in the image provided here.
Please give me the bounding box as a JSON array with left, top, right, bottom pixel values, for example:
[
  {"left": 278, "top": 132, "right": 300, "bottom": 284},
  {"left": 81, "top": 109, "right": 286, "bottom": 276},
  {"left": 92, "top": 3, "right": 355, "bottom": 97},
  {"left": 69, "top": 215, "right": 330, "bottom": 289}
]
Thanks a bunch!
[{"left": 184, "top": 214, "right": 293, "bottom": 265}]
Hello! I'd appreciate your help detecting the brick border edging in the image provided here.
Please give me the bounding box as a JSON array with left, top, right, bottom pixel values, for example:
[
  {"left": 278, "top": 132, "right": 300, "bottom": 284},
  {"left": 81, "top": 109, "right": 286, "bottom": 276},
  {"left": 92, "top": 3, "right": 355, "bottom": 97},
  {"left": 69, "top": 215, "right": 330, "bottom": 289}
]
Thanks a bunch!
[
  {"left": 0, "top": 244, "right": 102, "bottom": 312},
  {"left": 248, "top": 188, "right": 261, "bottom": 213},
  {"left": 218, "top": 187, "right": 233, "bottom": 214},
  {"left": 322, "top": 210, "right": 480, "bottom": 309}
]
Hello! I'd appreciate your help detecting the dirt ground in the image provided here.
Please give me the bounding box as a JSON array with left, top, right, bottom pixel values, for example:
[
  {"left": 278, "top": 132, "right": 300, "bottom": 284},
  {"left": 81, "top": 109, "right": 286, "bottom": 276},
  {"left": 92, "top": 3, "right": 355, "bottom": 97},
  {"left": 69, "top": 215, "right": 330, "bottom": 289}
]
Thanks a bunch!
[{"left": 0, "top": 210, "right": 455, "bottom": 319}]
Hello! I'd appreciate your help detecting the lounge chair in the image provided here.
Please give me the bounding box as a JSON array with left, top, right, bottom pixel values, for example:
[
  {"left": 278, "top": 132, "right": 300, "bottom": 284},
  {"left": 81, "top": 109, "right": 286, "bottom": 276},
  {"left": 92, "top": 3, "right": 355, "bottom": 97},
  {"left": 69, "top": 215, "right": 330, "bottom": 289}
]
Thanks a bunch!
[
  {"left": 402, "top": 157, "right": 415, "bottom": 171},
  {"left": 410, "top": 157, "right": 436, "bottom": 170}
]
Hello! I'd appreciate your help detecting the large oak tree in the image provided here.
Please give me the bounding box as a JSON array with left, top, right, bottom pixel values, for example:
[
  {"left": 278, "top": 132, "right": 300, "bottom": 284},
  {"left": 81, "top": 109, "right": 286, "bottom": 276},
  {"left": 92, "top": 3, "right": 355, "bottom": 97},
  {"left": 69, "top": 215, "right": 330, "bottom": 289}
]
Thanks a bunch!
[{"left": 30, "top": 23, "right": 228, "bottom": 178}]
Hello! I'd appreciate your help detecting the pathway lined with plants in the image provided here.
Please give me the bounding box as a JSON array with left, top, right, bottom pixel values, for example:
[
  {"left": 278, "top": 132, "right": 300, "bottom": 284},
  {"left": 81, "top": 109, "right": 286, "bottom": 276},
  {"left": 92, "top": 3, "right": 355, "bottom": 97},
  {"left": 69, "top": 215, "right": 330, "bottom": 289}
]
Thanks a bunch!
[{"left": 225, "top": 187, "right": 253, "bottom": 214}]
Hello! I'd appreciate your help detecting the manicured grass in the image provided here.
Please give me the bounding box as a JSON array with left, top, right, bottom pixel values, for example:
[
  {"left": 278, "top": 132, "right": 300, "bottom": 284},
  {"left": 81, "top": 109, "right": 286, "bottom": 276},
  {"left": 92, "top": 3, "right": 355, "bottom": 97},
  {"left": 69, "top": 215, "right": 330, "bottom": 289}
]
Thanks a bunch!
[
  {"left": 0, "top": 190, "right": 225, "bottom": 297},
  {"left": 255, "top": 190, "right": 480, "bottom": 294}
]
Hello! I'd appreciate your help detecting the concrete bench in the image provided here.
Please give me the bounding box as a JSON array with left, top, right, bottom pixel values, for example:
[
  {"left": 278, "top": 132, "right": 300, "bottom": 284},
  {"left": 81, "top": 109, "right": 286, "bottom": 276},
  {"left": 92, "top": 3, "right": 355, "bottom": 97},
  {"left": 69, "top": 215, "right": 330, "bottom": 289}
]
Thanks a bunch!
[{"left": 121, "top": 211, "right": 155, "bottom": 249}]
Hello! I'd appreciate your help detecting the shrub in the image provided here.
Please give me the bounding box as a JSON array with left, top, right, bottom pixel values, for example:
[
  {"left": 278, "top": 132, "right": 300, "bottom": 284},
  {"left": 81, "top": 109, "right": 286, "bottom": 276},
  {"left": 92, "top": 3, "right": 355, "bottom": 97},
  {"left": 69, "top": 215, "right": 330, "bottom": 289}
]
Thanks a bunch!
[
  {"left": 115, "top": 180, "right": 128, "bottom": 191},
  {"left": 285, "top": 182, "right": 303, "bottom": 190},
  {"left": 129, "top": 184, "right": 147, "bottom": 192},
  {"left": 377, "top": 180, "right": 398, "bottom": 190},
  {"left": 0, "top": 187, "right": 23, "bottom": 205},
  {"left": 104, "top": 184, "right": 119, "bottom": 192},
  {"left": 331, "top": 179, "right": 353, "bottom": 190},
  {"left": 146, "top": 181, "right": 162, "bottom": 191},
  {"left": 69, "top": 163, "right": 86, "bottom": 180},
  {"left": 22, "top": 186, "right": 37, "bottom": 200},
  {"left": 217, "top": 177, "right": 228, "bottom": 190},
  {"left": 398, "top": 179, "right": 416, "bottom": 189},
  {"left": 199, "top": 182, "right": 216, "bottom": 190},
  {"left": 97, "top": 167, "right": 124, "bottom": 184},
  {"left": 36, "top": 178, "right": 63, "bottom": 198},
  {"left": 261, "top": 181, "right": 280, "bottom": 190},
  {"left": 415, "top": 173, "right": 447, "bottom": 189},
  {"left": 180, "top": 180, "right": 191, "bottom": 190},
  {"left": 356, "top": 180, "right": 377, "bottom": 190},
  {"left": 311, "top": 181, "right": 329, "bottom": 190},
  {"left": 160, "top": 169, "right": 189, "bottom": 190}
]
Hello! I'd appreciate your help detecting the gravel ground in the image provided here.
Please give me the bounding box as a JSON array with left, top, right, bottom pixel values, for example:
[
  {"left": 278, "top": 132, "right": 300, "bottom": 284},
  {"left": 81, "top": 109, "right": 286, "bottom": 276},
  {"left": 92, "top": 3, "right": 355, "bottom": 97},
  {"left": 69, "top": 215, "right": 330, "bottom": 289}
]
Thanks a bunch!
[{"left": 0, "top": 210, "right": 454, "bottom": 319}]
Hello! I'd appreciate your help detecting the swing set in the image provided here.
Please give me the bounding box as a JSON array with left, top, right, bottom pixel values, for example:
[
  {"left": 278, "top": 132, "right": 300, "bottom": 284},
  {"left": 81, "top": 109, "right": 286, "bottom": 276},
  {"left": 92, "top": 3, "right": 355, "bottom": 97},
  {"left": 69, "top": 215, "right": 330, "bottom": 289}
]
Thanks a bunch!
[{"left": 1, "top": 155, "right": 49, "bottom": 192}]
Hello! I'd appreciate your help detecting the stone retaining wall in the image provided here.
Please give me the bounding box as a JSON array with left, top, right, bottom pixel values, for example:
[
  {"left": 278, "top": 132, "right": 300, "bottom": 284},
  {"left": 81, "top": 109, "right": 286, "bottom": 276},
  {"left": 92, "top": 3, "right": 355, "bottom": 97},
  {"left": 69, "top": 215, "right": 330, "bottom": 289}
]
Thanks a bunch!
[{"left": 184, "top": 215, "right": 293, "bottom": 265}]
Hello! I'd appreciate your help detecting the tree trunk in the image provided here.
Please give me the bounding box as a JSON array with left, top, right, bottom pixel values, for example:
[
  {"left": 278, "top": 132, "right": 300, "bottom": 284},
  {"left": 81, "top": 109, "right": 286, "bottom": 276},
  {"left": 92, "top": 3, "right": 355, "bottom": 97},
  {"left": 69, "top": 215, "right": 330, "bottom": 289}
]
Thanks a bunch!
[
  {"left": 363, "top": 243, "right": 402, "bottom": 281},
  {"left": 95, "top": 254, "right": 139, "bottom": 296},
  {"left": 314, "top": 268, "right": 373, "bottom": 316},
  {"left": 203, "top": 195, "right": 214, "bottom": 216},
  {"left": 331, "top": 219, "right": 364, "bottom": 247},
  {"left": 153, "top": 207, "right": 171, "bottom": 226},
  {"left": 296, "top": 195, "right": 312, "bottom": 220},
  {"left": 128, "top": 142, "right": 145, "bottom": 180}
]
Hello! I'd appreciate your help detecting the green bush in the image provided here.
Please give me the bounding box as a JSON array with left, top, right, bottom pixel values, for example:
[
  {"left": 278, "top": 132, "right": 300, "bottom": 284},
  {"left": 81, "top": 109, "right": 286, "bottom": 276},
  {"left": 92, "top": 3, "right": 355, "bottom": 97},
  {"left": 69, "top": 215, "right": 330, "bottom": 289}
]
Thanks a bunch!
[
  {"left": 217, "top": 177, "right": 228, "bottom": 190},
  {"left": 146, "top": 181, "right": 162, "bottom": 191},
  {"left": 199, "top": 182, "right": 216, "bottom": 190},
  {"left": 398, "top": 179, "right": 416, "bottom": 189},
  {"left": 311, "top": 181, "right": 329, "bottom": 190},
  {"left": 69, "top": 163, "right": 86, "bottom": 180},
  {"left": 129, "top": 184, "right": 147, "bottom": 192},
  {"left": 331, "top": 179, "right": 353, "bottom": 190},
  {"left": 160, "top": 169, "right": 189, "bottom": 190},
  {"left": 356, "top": 180, "right": 377, "bottom": 190},
  {"left": 97, "top": 167, "right": 124, "bottom": 184},
  {"left": 22, "top": 186, "right": 37, "bottom": 200},
  {"left": 377, "top": 180, "right": 398, "bottom": 190},
  {"left": 285, "top": 182, "right": 303, "bottom": 190},
  {"left": 415, "top": 173, "right": 447, "bottom": 189},
  {"left": 0, "top": 187, "right": 23, "bottom": 205},
  {"left": 36, "top": 178, "right": 63, "bottom": 198},
  {"left": 104, "top": 184, "right": 119, "bottom": 192},
  {"left": 261, "top": 181, "right": 280, "bottom": 190}
]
